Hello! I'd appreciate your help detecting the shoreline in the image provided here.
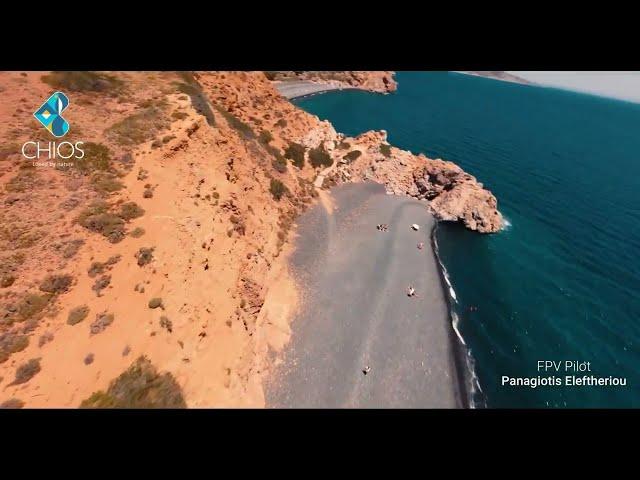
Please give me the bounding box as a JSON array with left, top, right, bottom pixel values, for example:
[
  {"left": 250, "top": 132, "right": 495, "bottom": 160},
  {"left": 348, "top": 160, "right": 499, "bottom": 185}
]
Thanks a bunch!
[
  {"left": 273, "top": 80, "right": 352, "bottom": 99},
  {"left": 269, "top": 73, "right": 496, "bottom": 407},
  {"left": 266, "top": 182, "right": 462, "bottom": 407},
  {"left": 431, "top": 222, "right": 483, "bottom": 408}
]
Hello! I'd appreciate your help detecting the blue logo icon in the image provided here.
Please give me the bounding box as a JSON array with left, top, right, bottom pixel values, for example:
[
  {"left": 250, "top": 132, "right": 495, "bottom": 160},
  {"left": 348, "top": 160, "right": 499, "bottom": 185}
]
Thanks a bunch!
[{"left": 34, "top": 92, "right": 70, "bottom": 137}]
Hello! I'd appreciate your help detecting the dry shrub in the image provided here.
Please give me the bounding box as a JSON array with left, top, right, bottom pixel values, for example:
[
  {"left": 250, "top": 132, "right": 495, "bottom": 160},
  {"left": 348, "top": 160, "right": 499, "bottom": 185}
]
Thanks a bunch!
[
  {"left": 90, "top": 312, "right": 114, "bottom": 335},
  {"left": 41, "top": 71, "right": 123, "bottom": 93},
  {"left": 80, "top": 356, "right": 186, "bottom": 408},
  {"left": 10, "top": 358, "right": 41, "bottom": 385},
  {"left": 39, "top": 274, "right": 73, "bottom": 294},
  {"left": 106, "top": 106, "right": 170, "bottom": 146},
  {"left": 309, "top": 147, "right": 333, "bottom": 168},
  {"left": 269, "top": 179, "right": 288, "bottom": 201},
  {"left": 67, "top": 305, "right": 90, "bottom": 325}
]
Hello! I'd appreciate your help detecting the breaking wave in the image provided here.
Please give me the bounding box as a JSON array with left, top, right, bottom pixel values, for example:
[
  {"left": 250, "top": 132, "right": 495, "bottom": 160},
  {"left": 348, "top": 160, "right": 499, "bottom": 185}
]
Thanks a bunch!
[{"left": 432, "top": 223, "right": 485, "bottom": 408}]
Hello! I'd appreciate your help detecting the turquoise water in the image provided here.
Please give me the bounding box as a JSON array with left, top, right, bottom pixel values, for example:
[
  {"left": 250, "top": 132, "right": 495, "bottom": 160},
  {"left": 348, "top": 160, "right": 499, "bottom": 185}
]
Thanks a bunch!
[{"left": 295, "top": 72, "right": 640, "bottom": 408}]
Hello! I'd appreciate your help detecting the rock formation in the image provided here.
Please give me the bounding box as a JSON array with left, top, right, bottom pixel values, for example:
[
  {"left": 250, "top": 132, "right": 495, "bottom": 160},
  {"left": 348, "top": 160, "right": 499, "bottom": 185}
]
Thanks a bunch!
[
  {"left": 325, "top": 130, "right": 503, "bottom": 233},
  {"left": 413, "top": 160, "right": 502, "bottom": 233}
]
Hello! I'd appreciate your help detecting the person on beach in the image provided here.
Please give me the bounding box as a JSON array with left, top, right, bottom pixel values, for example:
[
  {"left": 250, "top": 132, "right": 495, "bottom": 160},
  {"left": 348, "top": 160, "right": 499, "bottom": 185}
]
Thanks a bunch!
[
  {"left": 407, "top": 286, "right": 416, "bottom": 297},
  {"left": 417, "top": 242, "right": 424, "bottom": 250}
]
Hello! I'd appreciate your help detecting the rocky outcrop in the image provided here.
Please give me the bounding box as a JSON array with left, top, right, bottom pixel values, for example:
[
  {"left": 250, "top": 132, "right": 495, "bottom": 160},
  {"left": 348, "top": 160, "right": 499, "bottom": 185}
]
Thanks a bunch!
[
  {"left": 300, "top": 121, "right": 339, "bottom": 150},
  {"left": 412, "top": 160, "right": 502, "bottom": 233},
  {"left": 266, "top": 71, "right": 397, "bottom": 94},
  {"left": 327, "top": 131, "right": 503, "bottom": 233}
]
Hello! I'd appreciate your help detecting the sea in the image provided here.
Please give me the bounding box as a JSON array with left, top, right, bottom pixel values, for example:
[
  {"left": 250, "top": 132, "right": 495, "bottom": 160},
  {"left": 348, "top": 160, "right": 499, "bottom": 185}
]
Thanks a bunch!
[{"left": 294, "top": 71, "right": 640, "bottom": 408}]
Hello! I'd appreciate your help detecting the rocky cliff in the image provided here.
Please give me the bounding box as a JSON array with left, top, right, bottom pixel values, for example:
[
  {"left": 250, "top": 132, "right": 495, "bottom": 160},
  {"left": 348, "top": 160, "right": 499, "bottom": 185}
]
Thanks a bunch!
[{"left": 321, "top": 130, "right": 503, "bottom": 233}]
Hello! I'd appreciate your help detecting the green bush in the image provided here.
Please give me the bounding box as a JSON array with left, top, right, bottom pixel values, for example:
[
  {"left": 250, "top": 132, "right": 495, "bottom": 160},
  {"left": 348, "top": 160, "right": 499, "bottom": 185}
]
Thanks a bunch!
[
  {"left": 80, "top": 356, "right": 186, "bottom": 408},
  {"left": 259, "top": 130, "right": 274, "bottom": 144},
  {"left": 106, "top": 106, "right": 170, "bottom": 146},
  {"left": 10, "top": 358, "right": 41, "bottom": 385},
  {"left": 118, "top": 202, "right": 145, "bottom": 221},
  {"left": 275, "top": 119, "right": 287, "bottom": 128},
  {"left": 91, "top": 172, "right": 124, "bottom": 194},
  {"left": 77, "top": 205, "right": 126, "bottom": 243},
  {"left": 269, "top": 145, "right": 287, "bottom": 173},
  {"left": 284, "top": 142, "right": 306, "bottom": 169},
  {"left": 83, "top": 215, "right": 125, "bottom": 243},
  {"left": 309, "top": 147, "right": 333, "bottom": 168},
  {"left": 15, "top": 293, "right": 51, "bottom": 322},
  {"left": 0, "top": 332, "right": 29, "bottom": 364},
  {"left": 39, "top": 274, "right": 73, "bottom": 294},
  {"left": 338, "top": 141, "right": 351, "bottom": 150},
  {"left": 148, "top": 298, "right": 163, "bottom": 309},
  {"left": 344, "top": 150, "right": 362, "bottom": 162},
  {"left": 75, "top": 142, "right": 112, "bottom": 173},
  {"left": 67, "top": 305, "right": 90, "bottom": 325},
  {"left": 380, "top": 143, "right": 392, "bottom": 157},
  {"left": 269, "top": 179, "right": 288, "bottom": 201}
]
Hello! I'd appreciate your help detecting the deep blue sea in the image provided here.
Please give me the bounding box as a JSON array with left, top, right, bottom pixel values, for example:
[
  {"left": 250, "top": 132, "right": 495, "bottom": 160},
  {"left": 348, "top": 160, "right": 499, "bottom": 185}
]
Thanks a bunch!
[{"left": 295, "top": 71, "right": 640, "bottom": 408}]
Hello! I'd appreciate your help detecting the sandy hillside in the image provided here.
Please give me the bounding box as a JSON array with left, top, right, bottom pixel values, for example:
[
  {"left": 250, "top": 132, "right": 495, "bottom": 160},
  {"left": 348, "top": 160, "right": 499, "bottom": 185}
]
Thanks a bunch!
[{"left": 0, "top": 71, "right": 333, "bottom": 407}]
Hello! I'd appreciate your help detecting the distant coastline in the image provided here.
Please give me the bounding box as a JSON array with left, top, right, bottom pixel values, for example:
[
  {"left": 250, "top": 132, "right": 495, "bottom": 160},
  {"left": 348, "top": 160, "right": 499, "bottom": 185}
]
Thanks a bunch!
[
  {"left": 273, "top": 80, "right": 350, "bottom": 99},
  {"left": 455, "top": 71, "right": 532, "bottom": 85},
  {"left": 276, "top": 73, "right": 533, "bottom": 100}
]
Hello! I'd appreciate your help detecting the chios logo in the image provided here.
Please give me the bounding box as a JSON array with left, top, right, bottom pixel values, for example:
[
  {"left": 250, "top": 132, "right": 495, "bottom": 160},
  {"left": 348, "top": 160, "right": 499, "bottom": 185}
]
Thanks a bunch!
[
  {"left": 23, "top": 91, "right": 85, "bottom": 164},
  {"left": 33, "top": 91, "right": 70, "bottom": 137}
]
